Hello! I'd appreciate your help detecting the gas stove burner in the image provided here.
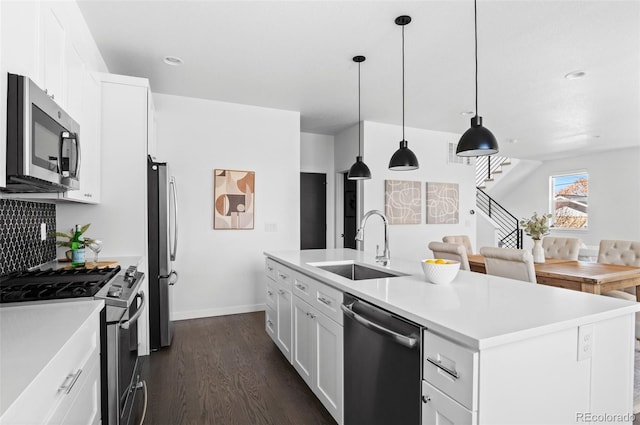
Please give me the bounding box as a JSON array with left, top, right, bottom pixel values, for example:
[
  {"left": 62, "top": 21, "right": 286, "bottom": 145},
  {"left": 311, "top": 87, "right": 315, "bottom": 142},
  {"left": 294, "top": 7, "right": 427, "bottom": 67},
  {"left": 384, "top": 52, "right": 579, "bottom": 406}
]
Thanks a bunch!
[{"left": 0, "top": 265, "right": 121, "bottom": 303}]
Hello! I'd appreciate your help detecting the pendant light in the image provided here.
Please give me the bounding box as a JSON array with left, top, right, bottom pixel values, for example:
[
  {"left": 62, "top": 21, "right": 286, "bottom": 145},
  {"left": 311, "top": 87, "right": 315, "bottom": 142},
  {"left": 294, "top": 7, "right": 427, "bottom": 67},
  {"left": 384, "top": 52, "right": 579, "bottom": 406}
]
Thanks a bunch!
[
  {"left": 348, "top": 55, "right": 372, "bottom": 180},
  {"left": 389, "top": 15, "right": 419, "bottom": 171},
  {"left": 456, "top": 0, "right": 499, "bottom": 157}
]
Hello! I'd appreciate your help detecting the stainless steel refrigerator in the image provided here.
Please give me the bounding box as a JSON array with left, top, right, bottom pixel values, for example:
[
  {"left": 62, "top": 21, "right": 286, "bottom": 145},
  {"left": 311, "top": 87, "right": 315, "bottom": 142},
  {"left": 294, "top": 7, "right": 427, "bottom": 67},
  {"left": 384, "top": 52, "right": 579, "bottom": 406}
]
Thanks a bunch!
[{"left": 147, "top": 155, "right": 179, "bottom": 350}]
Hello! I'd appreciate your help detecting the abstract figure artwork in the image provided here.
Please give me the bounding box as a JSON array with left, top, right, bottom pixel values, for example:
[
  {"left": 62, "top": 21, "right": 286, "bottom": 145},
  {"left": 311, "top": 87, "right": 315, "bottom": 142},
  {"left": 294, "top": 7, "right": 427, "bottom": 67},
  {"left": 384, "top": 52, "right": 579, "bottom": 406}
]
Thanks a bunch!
[
  {"left": 426, "top": 182, "right": 459, "bottom": 224},
  {"left": 384, "top": 180, "right": 421, "bottom": 225},
  {"left": 214, "top": 169, "right": 255, "bottom": 229}
]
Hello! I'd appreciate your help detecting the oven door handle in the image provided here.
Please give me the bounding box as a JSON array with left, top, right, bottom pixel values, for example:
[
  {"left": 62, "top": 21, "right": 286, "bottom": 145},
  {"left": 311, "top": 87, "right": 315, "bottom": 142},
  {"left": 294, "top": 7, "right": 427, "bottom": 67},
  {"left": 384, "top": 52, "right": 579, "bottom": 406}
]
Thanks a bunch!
[{"left": 120, "top": 291, "right": 145, "bottom": 330}]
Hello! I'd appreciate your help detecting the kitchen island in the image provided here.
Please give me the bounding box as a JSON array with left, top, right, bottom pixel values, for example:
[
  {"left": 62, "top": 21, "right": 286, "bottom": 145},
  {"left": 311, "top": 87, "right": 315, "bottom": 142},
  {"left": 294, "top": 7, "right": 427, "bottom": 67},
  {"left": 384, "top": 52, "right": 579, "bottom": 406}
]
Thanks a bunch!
[{"left": 265, "top": 248, "right": 639, "bottom": 425}]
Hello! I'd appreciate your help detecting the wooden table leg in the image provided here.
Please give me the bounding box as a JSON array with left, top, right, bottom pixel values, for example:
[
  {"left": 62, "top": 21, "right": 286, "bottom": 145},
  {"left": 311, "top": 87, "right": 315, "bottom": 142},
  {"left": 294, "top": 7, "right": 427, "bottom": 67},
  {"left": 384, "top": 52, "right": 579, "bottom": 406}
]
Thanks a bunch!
[{"left": 580, "top": 283, "right": 600, "bottom": 295}]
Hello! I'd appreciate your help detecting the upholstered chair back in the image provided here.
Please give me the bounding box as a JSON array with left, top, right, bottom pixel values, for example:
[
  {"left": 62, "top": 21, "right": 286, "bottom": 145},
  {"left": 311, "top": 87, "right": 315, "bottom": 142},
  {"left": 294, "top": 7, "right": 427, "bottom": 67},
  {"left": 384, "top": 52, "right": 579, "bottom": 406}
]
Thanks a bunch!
[
  {"left": 428, "top": 242, "right": 470, "bottom": 271},
  {"left": 479, "top": 247, "right": 537, "bottom": 283},
  {"left": 442, "top": 235, "right": 474, "bottom": 255},
  {"left": 597, "top": 240, "right": 640, "bottom": 267},
  {"left": 542, "top": 237, "right": 582, "bottom": 260}
]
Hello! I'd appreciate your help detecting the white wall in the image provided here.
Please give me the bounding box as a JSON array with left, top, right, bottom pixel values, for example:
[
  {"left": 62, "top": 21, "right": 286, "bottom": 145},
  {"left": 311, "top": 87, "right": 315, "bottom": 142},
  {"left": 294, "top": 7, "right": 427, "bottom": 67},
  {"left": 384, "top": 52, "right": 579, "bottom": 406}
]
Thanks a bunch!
[
  {"left": 355, "top": 121, "right": 476, "bottom": 263},
  {"left": 301, "top": 132, "right": 335, "bottom": 248},
  {"left": 154, "top": 94, "right": 300, "bottom": 320},
  {"left": 488, "top": 146, "right": 640, "bottom": 248}
]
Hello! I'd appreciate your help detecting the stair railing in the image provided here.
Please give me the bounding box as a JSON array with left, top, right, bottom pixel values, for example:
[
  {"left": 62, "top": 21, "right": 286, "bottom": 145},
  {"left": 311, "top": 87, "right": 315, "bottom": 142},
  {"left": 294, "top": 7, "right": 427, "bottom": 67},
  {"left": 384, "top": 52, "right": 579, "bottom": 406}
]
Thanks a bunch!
[
  {"left": 475, "top": 155, "right": 512, "bottom": 187},
  {"left": 476, "top": 187, "right": 523, "bottom": 249}
]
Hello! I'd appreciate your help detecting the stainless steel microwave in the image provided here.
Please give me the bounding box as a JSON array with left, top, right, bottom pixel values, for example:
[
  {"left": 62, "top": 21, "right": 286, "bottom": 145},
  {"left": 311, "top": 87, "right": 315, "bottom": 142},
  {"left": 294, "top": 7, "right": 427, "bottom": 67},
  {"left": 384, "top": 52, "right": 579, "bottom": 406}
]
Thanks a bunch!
[{"left": 3, "top": 73, "right": 80, "bottom": 193}]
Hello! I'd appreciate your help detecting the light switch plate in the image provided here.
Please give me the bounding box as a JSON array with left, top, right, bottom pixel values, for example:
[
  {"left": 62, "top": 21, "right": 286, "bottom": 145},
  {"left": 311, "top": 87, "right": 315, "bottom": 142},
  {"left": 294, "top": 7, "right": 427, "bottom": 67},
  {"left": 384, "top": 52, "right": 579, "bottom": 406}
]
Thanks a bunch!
[
  {"left": 40, "top": 223, "right": 47, "bottom": 241},
  {"left": 577, "top": 324, "right": 594, "bottom": 361}
]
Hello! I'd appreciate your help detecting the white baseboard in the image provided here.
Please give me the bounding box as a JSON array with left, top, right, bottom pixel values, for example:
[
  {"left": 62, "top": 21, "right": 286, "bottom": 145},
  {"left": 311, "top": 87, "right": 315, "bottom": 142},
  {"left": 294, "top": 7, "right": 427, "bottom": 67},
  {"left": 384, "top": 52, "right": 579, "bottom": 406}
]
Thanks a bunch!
[{"left": 172, "top": 304, "right": 266, "bottom": 321}]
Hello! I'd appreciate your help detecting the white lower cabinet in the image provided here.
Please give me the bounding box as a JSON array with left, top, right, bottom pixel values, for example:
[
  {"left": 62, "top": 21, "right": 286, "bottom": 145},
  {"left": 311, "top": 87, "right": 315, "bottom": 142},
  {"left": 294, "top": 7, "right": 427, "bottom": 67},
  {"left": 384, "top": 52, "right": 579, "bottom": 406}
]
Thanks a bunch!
[
  {"left": 421, "top": 380, "right": 476, "bottom": 425},
  {"left": 265, "top": 258, "right": 343, "bottom": 424}
]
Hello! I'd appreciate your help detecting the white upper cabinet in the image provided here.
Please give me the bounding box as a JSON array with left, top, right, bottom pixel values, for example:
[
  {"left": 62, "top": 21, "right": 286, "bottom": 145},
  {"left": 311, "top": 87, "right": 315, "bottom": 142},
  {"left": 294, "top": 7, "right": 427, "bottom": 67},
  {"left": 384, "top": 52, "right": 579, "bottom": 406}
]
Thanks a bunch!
[
  {"left": 39, "top": 3, "right": 66, "bottom": 107},
  {"left": 65, "top": 42, "right": 84, "bottom": 122}
]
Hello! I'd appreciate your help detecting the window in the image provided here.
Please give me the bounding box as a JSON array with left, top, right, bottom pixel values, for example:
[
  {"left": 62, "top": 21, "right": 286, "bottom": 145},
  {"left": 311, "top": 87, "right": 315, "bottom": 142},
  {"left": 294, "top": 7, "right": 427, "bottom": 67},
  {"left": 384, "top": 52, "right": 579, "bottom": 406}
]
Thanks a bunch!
[{"left": 550, "top": 172, "right": 588, "bottom": 229}]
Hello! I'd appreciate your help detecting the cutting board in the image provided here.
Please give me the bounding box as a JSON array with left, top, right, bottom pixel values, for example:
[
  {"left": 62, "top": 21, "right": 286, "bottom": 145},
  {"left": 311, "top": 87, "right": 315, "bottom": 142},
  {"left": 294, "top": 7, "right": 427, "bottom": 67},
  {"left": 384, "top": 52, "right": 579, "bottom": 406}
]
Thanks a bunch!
[{"left": 60, "top": 260, "right": 119, "bottom": 270}]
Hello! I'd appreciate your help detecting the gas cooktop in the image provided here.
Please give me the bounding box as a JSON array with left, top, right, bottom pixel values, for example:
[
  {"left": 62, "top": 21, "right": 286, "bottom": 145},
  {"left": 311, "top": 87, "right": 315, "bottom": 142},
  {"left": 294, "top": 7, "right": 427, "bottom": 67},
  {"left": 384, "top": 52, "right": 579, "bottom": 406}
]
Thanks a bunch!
[{"left": 0, "top": 266, "right": 121, "bottom": 303}]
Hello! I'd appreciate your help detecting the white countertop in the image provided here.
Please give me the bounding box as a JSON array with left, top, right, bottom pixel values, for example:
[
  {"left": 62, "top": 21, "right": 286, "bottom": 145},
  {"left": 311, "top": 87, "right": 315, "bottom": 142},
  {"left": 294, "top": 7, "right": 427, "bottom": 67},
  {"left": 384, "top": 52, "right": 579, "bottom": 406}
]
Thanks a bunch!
[
  {"left": 265, "top": 249, "right": 640, "bottom": 350},
  {"left": 0, "top": 299, "right": 104, "bottom": 416}
]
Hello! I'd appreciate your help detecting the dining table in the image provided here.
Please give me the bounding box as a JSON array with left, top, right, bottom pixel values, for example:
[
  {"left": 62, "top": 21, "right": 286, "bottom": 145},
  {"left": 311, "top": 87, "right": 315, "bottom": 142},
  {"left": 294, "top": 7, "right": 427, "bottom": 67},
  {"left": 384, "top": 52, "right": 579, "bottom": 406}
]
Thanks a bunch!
[{"left": 467, "top": 254, "right": 640, "bottom": 301}]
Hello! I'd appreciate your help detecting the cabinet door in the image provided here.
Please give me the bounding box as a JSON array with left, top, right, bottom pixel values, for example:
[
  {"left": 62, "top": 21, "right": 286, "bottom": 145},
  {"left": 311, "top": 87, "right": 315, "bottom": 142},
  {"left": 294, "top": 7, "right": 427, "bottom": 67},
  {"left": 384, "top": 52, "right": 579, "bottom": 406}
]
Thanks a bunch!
[
  {"left": 65, "top": 42, "right": 84, "bottom": 121},
  {"left": 421, "top": 380, "right": 476, "bottom": 425},
  {"left": 63, "top": 72, "right": 100, "bottom": 203},
  {"left": 275, "top": 286, "right": 293, "bottom": 362},
  {"left": 40, "top": 4, "right": 66, "bottom": 106},
  {"left": 265, "top": 305, "right": 277, "bottom": 342},
  {"left": 314, "top": 311, "right": 343, "bottom": 424},
  {"left": 292, "top": 296, "right": 315, "bottom": 388}
]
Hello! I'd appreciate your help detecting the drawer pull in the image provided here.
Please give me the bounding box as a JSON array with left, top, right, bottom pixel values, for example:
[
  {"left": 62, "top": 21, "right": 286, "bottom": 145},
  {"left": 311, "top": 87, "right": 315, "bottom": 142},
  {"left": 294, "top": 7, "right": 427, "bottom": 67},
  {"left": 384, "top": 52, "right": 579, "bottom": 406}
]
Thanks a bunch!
[
  {"left": 295, "top": 283, "right": 306, "bottom": 290},
  {"left": 58, "top": 369, "right": 83, "bottom": 394},
  {"left": 421, "top": 395, "right": 431, "bottom": 404},
  {"left": 267, "top": 290, "right": 274, "bottom": 296},
  {"left": 267, "top": 319, "right": 273, "bottom": 327},
  {"left": 426, "top": 357, "right": 460, "bottom": 380},
  {"left": 278, "top": 289, "right": 286, "bottom": 295},
  {"left": 318, "top": 297, "right": 332, "bottom": 306},
  {"left": 278, "top": 272, "right": 288, "bottom": 280},
  {"left": 267, "top": 265, "right": 274, "bottom": 271}
]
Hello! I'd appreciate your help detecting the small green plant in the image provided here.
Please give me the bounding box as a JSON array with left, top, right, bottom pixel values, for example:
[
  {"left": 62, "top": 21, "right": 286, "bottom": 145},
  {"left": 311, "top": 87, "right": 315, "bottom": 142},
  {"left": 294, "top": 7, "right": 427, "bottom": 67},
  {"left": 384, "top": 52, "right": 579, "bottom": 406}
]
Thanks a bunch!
[
  {"left": 519, "top": 212, "right": 552, "bottom": 240},
  {"left": 55, "top": 223, "right": 95, "bottom": 248}
]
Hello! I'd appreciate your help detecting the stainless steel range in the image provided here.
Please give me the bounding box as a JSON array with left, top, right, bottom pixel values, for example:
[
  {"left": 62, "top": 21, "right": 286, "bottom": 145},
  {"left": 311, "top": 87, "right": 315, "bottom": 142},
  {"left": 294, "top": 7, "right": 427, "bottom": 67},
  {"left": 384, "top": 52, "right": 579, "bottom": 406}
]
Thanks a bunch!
[{"left": 0, "top": 264, "right": 147, "bottom": 425}]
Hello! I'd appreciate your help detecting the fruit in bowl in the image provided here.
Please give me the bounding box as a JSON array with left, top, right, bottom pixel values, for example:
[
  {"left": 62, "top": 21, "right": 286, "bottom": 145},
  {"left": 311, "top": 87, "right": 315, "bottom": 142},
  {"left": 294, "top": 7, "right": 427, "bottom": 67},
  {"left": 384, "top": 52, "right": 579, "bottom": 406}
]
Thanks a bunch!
[{"left": 421, "top": 259, "right": 461, "bottom": 285}]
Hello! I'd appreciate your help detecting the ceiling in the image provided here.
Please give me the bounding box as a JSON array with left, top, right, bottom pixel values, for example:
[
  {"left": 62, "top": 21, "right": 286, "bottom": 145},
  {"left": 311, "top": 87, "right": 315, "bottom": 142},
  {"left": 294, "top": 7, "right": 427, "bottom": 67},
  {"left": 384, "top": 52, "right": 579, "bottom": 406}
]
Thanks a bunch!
[{"left": 77, "top": 0, "right": 640, "bottom": 161}]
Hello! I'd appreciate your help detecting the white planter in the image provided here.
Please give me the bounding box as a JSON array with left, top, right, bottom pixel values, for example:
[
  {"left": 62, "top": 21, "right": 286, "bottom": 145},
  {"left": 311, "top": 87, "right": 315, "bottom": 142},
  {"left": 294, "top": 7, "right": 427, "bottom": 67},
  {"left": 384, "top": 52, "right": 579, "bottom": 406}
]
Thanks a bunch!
[{"left": 532, "top": 239, "right": 545, "bottom": 263}]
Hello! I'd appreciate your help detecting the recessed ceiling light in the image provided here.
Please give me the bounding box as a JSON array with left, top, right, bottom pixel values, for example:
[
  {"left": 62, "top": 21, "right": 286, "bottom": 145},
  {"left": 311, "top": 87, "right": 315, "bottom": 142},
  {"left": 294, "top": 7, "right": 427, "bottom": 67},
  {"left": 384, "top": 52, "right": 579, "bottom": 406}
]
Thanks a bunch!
[
  {"left": 163, "top": 56, "right": 184, "bottom": 66},
  {"left": 460, "top": 111, "right": 475, "bottom": 116},
  {"left": 564, "top": 70, "right": 586, "bottom": 80}
]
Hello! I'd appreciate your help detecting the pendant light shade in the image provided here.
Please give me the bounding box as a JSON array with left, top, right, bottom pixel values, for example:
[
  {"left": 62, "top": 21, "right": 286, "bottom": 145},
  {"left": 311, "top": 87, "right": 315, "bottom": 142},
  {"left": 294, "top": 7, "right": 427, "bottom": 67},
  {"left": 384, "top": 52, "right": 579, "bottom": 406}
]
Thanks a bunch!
[
  {"left": 389, "top": 15, "right": 419, "bottom": 171},
  {"left": 348, "top": 55, "right": 371, "bottom": 180},
  {"left": 456, "top": 0, "right": 499, "bottom": 157}
]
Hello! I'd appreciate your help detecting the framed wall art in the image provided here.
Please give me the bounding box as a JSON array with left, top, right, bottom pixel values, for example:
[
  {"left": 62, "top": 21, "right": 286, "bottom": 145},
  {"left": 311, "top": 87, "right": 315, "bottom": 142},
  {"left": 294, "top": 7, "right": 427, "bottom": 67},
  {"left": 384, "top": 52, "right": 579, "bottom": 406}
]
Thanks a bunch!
[
  {"left": 214, "top": 169, "right": 255, "bottom": 229},
  {"left": 384, "top": 180, "right": 422, "bottom": 225},
  {"left": 426, "top": 182, "right": 459, "bottom": 224}
]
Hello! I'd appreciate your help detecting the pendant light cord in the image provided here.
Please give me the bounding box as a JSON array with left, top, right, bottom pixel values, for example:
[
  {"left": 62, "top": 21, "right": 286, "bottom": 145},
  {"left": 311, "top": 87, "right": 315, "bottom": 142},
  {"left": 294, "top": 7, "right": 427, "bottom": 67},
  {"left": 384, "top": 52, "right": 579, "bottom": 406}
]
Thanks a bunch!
[
  {"left": 358, "top": 61, "right": 362, "bottom": 157},
  {"left": 474, "top": 0, "right": 478, "bottom": 117},
  {"left": 402, "top": 24, "right": 406, "bottom": 141}
]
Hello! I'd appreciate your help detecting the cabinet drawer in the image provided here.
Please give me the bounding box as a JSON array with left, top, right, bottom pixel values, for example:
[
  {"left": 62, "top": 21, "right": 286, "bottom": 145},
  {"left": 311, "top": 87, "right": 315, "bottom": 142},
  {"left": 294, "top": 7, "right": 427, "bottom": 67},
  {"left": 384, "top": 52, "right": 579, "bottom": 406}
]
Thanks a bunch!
[
  {"left": 421, "top": 380, "right": 476, "bottom": 425},
  {"left": 265, "top": 305, "right": 277, "bottom": 341},
  {"left": 275, "top": 265, "right": 294, "bottom": 290},
  {"left": 46, "top": 352, "right": 100, "bottom": 425},
  {"left": 1, "top": 312, "right": 100, "bottom": 425},
  {"left": 265, "top": 279, "right": 277, "bottom": 310},
  {"left": 265, "top": 257, "right": 277, "bottom": 281},
  {"left": 313, "top": 282, "right": 343, "bottom": 325},
  {"left": 292, "top": 272, "right": 317, "bottom": 305},
  {"left": 423, "top": 330, "right": 478, "bottom": 410}
]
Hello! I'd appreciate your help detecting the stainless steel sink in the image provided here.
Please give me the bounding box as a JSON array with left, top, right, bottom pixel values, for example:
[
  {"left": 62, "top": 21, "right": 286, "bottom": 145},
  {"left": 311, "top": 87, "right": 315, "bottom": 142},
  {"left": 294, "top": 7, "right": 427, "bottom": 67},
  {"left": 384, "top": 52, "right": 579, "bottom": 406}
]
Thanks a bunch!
[{"left": 309, "top": 261, "right": 407, "bottom": 281}]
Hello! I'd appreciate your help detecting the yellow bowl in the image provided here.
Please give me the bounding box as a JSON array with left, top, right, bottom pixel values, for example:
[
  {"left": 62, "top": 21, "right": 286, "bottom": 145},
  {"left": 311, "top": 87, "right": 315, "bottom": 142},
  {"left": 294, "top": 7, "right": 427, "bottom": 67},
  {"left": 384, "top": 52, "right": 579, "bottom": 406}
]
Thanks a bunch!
[{"left": 421, "top": 259, "right": 461, "bottom": 285}]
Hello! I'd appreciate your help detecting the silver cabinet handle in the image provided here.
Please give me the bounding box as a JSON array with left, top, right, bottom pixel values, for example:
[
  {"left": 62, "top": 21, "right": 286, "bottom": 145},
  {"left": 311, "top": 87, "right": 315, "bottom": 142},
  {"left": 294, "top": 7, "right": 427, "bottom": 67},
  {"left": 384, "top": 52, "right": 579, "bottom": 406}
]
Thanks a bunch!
[
  {"left": 421, "top": 395, "right": 431, "bottom": 404},
  {"left": 318, "top": 297, "right": 331, "bottom": 305},
  {"left": 58, "top": 369, "right": 82, "bottom": 394},
  {"left": 278, "top": 289, "right": 285, "bottom": 295},
  {"left": 341, "top": 302, "right": 418, "bottom": 349},
  {"left": 267, "top": 290, "right": 274, "bottom": 296},
  {"left": 278, "top": 272, "right": 289, "bottom": 280},
  {"left": 426, "top": 357, "right": 460, "bottom": 380},
  {"left": 267, "top": 265, "right": 274, "bottom": 271},
  {"left": 267, "top": 319, "right": 273, "bottom": 326},
  {"left": 305, "top": 311, "right": 316, "bottom": 319},
  {"left": 295, "top": 282, "right": 306, "bottom": 290}
]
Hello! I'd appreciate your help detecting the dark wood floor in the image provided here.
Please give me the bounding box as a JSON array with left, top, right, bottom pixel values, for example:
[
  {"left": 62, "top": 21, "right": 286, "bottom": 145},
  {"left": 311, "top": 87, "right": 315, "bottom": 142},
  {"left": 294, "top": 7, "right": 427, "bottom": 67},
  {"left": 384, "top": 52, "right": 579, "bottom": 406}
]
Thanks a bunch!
[{"left": 140, "top": 312, "right": 337, "bottom": 425}]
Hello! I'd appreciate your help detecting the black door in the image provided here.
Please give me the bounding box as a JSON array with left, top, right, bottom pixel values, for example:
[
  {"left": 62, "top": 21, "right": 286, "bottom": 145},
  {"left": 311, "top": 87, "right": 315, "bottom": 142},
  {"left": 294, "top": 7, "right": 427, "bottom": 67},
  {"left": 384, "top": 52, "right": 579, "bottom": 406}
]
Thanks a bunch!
[
  {"left": 343, "top": 173, "right": 357, "bottom": 249},
  {"left": 300, "top": 172, "right": 326, "bottom": 249}
]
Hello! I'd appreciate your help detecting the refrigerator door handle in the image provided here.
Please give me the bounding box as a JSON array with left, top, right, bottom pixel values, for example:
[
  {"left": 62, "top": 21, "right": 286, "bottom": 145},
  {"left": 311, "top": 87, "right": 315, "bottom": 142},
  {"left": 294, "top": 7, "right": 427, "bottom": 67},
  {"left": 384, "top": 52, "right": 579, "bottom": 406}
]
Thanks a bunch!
[
  {"left": 169, "top": 176, "right": 178, "bottom": 261},
  {"left": 168, "top": 270, "right": 179, "bottom": 286}
]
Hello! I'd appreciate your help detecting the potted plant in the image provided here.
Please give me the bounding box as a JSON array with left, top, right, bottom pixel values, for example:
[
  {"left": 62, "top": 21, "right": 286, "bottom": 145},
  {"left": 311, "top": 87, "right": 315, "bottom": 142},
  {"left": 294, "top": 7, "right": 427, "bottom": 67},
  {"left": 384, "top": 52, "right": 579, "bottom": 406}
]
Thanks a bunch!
[
  {"left": 55, "top": 224, "right": 95, "bottom": 260},
  {"left": 519, "top": 212, "right": 552, "bottom": 263}
]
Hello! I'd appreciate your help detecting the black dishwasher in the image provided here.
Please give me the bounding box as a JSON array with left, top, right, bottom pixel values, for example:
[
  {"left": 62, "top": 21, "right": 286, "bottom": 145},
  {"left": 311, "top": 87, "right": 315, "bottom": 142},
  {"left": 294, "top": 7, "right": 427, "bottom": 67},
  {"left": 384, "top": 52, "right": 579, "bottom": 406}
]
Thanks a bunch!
[{"left": 342, "top": 293, "right": 422, "bottom": 425}]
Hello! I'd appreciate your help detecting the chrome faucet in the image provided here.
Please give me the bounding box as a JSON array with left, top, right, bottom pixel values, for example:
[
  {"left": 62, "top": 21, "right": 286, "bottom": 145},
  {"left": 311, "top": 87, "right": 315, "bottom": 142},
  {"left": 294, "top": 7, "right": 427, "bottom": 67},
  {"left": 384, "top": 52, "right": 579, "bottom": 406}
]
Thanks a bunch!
[{"left": 355, "top": 210, "right": 390, "bottom": 265}]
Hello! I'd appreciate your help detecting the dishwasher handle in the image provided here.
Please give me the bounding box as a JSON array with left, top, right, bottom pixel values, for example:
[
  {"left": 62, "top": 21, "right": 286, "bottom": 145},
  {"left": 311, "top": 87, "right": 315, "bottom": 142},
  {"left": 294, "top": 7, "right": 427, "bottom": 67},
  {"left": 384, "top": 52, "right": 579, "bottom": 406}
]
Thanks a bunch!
[{"left": 341, "top": 302, "right": 418, "bottom": 349}]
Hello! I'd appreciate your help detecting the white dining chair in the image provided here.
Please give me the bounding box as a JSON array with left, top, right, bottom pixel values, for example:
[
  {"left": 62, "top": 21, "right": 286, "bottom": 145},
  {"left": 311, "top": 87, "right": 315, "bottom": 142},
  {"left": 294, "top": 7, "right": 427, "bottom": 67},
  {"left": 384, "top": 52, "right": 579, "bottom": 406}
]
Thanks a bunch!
[
  {"left": 479, "top": 247, "right": 537, "bottom": 283},
  {"left": 598, "top": 240, "right": 640, "bottom": 348},
  {"left": 542, "top": 236, "right": 582, "bottom": 260},
  {"left": 442, "top": 235, "right": 474, "bottom": 256},
  {"left": 428, "top": 242, "right": 470, "bottom": 271}
]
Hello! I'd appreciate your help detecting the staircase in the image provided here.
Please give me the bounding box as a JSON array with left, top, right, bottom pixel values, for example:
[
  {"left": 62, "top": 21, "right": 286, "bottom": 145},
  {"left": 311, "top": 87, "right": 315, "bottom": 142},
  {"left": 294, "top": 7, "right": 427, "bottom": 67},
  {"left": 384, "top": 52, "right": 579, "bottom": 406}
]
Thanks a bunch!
[
  {"left": 476, "top": 187, "right": 523, "bottom": 249},
  {"left": 476, "top": 155, "right": 512, "bottom": 189}
]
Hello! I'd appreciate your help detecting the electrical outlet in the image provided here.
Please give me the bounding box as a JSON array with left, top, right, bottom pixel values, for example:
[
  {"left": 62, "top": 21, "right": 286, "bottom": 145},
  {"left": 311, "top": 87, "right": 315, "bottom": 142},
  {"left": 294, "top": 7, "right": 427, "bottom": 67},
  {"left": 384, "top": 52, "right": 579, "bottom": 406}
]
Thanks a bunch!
[
  {"left": 577, "top": 324, "right": 594, "bottom": 361},
  {"left": 40, "top": 223, "right": 47, "bottom": 241}
]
